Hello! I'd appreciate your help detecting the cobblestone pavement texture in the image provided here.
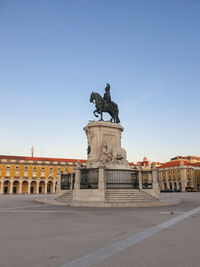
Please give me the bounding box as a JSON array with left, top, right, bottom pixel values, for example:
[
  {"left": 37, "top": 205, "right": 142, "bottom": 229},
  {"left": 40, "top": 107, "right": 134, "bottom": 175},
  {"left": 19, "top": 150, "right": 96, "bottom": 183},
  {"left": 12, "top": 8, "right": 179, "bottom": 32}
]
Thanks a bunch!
[{"left": 0, "top": 193, "right": 200, "bottom": 267}]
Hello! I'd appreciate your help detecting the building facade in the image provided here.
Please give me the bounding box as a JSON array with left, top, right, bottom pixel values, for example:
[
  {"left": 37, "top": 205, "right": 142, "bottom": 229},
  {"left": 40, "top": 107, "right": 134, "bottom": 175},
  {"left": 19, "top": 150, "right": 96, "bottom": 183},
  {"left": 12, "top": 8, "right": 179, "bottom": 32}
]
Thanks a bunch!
[
  {"left": 158, "top": 160, "right": 200, "bottom": 191},
  {"left": 0, "top": 155, "right": 86, "bottom": 195},
  {"left": 0, "top": 154, "right": 199, "bottom": 194},
  {"left": 135, "top": 157, "right": 161, "bottom": 189},
  {"left": 135, "top": 156, "right": 200, "bottom": 192}
]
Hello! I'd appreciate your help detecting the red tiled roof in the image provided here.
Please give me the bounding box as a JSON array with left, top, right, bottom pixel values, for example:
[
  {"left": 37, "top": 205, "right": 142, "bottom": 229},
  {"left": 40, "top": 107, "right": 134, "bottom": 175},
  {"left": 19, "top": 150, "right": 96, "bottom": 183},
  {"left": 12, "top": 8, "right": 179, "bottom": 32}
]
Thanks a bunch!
[
  {"left": 158, "top": 160, "right": 182, "bottom": 168},
  {"left": 0, "top": 155, "right": 137, "bottom": 166},
  {"left": 158, "top": 160, "right": 200, "bottom": 169},
  {"left": 189, "top": 162, "right": 200, "bottom": 167},
  {"left": 0, "top": 155, "right": 86, "bottom": 163}
]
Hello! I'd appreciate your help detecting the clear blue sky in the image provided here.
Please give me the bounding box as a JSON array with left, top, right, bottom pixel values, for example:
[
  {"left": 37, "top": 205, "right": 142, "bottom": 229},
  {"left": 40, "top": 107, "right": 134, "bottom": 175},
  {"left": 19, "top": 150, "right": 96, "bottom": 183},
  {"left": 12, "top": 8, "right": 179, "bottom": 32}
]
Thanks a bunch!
[{"left": 0, "top": 0, "right": 200, "bottom": 163}]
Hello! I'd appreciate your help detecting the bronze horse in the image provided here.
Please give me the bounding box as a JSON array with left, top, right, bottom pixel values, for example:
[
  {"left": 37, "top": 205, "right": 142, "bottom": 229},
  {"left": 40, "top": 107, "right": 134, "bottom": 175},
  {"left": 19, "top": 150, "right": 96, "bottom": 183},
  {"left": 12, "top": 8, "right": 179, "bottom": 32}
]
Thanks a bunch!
[{"left": 90, "top": 92, "right": 120, "bottom": 123}]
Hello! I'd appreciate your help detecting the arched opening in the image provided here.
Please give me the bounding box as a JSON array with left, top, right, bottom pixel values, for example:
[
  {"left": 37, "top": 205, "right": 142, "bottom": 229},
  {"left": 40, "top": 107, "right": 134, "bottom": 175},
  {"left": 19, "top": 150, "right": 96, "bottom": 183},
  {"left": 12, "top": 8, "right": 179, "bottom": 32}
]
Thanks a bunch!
[
  {"left": 30, "top": 181, "right": 37, "bottom": 194},
  {"left": 47, "top": 181, "right": 53, "bottom": 194},
  {"left": 22, "top": 181, "right": 28, "bottom": 194},
  {"left": 179, "top": 182, "right": 182, "bottom": 192},
  {"left": 3, "top": 180, "right": 11, "bottom": 194},
  {"left": 169, "top": 182, "right": 173, "bottom": 191},
  {"left": 13, "top": 181, "right": 20, "bottom": 194},
  {"left": 39, "top": 181, "right": 45, "bottom": 194},
  {"left": 164, "top": 183, "right": 167, "bottom": 189},
  {"left": 174, "top": 182, "right": 177, "bottom": 191},
  {"left": 55, "top": 182, "right": 57, "bottom": 192},
  {"left": 187, "top": 181, "right": 191, "bottom": 187}
]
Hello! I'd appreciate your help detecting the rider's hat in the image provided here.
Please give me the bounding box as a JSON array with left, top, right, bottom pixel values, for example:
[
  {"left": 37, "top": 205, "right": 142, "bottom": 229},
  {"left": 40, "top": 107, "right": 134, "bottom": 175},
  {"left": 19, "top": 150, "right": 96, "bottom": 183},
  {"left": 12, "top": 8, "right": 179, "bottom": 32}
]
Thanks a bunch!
[{"left": 105, "top": 83, "right": 110, "bottom": 91}]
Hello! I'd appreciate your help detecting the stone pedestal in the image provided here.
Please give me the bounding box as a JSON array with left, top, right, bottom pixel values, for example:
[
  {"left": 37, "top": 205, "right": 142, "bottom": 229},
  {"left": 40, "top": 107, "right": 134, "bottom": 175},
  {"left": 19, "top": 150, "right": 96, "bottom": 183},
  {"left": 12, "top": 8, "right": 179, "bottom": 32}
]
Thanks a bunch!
[
  {"left": 151, "top": 165, "right": 160, "bottom": 198},
  {"left": 71, "top": 121, "right": 132, "bottom": 202},
  {"left": 84, "top": 121, "right": 130, "bottom": 170}
]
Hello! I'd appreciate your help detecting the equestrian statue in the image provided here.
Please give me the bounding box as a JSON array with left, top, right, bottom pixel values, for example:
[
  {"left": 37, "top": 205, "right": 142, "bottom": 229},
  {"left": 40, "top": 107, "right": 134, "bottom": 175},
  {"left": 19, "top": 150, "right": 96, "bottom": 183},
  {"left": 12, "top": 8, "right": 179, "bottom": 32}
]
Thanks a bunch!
[{"left": 90, "top": 83, "right": 120, "bottom": 123}]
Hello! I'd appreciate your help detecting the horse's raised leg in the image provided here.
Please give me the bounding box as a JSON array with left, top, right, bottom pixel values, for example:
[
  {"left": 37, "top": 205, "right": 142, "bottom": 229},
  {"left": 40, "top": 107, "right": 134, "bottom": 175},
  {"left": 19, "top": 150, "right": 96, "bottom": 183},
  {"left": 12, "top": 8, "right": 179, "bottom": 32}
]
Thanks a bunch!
[
  {"left": 100, "top": 111, "right": 103, "bottom": 121},
  {"left": 93, "top": 110, "right": 99, "bottom": 118}
]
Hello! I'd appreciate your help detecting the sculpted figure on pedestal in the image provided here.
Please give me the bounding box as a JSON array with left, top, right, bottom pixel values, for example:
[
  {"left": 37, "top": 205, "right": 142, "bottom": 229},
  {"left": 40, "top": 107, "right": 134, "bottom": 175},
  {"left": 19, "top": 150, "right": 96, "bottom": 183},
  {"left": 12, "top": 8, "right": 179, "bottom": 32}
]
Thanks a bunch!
[
  {"left": 100, "top": 140, "right": 127, "bottom": 165},
  {"left": 85, "top": 129, "right": 95, "bottom": 156},
  {"left": 100, "top": 141, "right": 114, "bottom": 164},
  {"left": 90, "top": 83, "right": 120, "bottom": 123}
]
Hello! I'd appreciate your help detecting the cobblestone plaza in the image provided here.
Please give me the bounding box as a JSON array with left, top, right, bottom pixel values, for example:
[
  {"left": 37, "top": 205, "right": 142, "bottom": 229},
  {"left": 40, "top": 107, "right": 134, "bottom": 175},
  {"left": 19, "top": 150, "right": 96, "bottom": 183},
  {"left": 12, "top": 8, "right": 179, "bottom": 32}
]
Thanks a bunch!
[{"left": 0, "top": 193, "right": 200, "bottom": 267}]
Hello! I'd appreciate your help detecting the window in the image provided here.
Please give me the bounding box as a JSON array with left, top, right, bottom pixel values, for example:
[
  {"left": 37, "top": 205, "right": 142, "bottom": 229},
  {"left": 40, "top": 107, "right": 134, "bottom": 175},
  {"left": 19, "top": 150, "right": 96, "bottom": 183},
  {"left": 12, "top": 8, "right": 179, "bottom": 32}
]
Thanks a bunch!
[
  {"left": 49, "top": 167, "right": 53, "bottom": 177},
  {"left": 33, "top": 167, "right": 37, "bottom": 177},
  {"left": 41, "top": 167, "right": 45, "bottom": 177},
  {"left": 24, "top": 166, "right": 28, "bottom": 177},
  {"left": 173, "top": 171, "right": 175, "bottom": 180},
  {"left": 15, "top": 166, "right": 19, "bottom": 177},
  {"left": 178, "top": 170, "right": 180, "bottom": 180},
  {"left": 168, "top": 171, "right": 171, "bottom": 180},
  {"left": 6, "top": 165, "right": 10, "bottom": 176}
]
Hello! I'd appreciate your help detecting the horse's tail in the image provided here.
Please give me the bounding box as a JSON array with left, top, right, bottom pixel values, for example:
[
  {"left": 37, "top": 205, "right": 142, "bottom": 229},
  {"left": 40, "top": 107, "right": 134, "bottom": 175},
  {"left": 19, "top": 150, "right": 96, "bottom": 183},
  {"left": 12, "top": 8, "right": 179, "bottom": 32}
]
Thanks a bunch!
[
  {"left": 110, "top": 101, "right": 120, "bottom": 123},
  {"left": 111, "top": 101, "right": 119, "bottom": 112}
]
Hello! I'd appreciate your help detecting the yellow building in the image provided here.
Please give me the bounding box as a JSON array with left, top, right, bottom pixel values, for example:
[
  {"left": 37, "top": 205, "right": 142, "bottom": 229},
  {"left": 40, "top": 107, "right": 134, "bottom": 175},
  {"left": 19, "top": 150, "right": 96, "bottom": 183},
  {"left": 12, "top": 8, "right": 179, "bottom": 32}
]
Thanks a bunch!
[
  {"left": 1, "top": 154, "right": 199, "bottom": 194},
  {"left": 136, "top": 156, "right": 200, "bottom": 192},
  {"left": 0, "top": 155, "right": 86, "bottom": 194},
  {"left": 158, "top": 160, "right": 200, "bottom": 191},
  {"left": 136, "top": 157, "right": 161, "bottom": 189}
]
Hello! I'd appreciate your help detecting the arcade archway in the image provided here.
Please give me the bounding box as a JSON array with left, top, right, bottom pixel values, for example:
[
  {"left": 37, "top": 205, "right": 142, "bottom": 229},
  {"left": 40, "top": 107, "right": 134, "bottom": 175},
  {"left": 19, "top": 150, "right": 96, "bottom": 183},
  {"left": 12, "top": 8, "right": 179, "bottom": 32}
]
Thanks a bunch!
[
  {"left": 22, "top": 181, "right": 28, "bottom": 194},
  {"left": 30, "top": 181, "right": 37, "bottom": 194},
  {"left": 47, "top": 181, "right": 53, "bottom": 194},
  {"left": 39, "top": 181, "right": 45, "bottom": 194},
  {"left": 13, "top": 181, "right": 20, "bottom": 194},
  {"left": 3, "top": 180, "right": 11, "bottom": 194}
]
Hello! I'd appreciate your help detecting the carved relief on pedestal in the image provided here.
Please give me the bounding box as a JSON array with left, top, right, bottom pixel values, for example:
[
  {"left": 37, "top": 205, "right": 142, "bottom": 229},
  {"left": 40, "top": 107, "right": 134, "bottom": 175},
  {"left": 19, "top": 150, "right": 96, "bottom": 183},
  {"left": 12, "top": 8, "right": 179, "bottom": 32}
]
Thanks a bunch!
[
  {"left": 100, "top": 136, "right": 128, "bottom": 167},
  {"left": 85, "top": 128, "right": 95, "bottom": 158}
]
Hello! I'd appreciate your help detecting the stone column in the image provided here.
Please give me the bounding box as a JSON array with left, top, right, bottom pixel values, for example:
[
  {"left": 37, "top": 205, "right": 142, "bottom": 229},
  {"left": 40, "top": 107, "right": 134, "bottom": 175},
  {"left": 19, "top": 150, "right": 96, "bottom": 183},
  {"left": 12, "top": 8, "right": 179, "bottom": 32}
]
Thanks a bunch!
[
  {"left": 191, "top": 169, "right": 195, "bottom": 187},
  {"left": 158, "top": 172, "right": 162, "bottom": 189},
  {"left": 0, "top": 181, "right": 3, "bottom": 194},
  {"left": 36, "top": 181, "right": 39, "bottom": 194},
  {"left": 98, "top": 167, "right": 105, "bottom": 190},
  {"left": 52, "top": 180, "right": 56, "bottom": 194},
  {"left": 19, "top": 180, "right": 22, "bottom": 194},
  {"left": 166, "top": 179, "right": 170, "bottom": 190},
  {"left": 28, "top": 181, "right": 31, "bottom": 194},
  {"left": 9, "top": 180, "right": 13, "bottom": 194},
  {"left": 74, "top": 168, "right": 81, "bottom": 190},
  {"left": 70, "top": 174, "right": 73, "bottom": 190},
  {"left": 137, "top": 165, "right": 143, "bottom": 190},
  {"left": 44, "top": 181, "right": 48, "bottom": 194},
  {"left": 152, "top": 163, "right": 160, "bottom": 198},
  {"left": 180, "top": 162, "right": 187, "bottom": 191},
  {"left": 56, "top": 169, "right": 61, "bottom": 194}
]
